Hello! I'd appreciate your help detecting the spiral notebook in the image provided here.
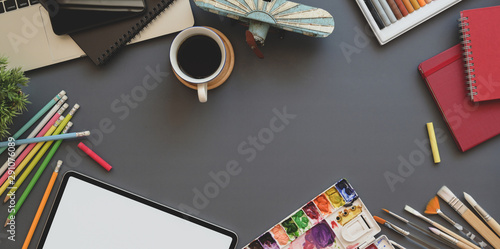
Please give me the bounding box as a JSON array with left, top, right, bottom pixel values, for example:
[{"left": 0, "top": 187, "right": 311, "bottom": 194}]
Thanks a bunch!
[
  {"left": 70, "top": 0, "right": 180, "bottom": 65},
  {"left": 419, "top": 44, "right": 500, "bottom": 152},
  {"left": 459, "top": 6, "right": 500, "bottom": 102}
]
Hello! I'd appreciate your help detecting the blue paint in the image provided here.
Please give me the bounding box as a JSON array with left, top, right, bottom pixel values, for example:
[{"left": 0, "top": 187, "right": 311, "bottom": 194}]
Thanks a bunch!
[{"left": 335, "top": 179, "right": 358, "bottom": 204}]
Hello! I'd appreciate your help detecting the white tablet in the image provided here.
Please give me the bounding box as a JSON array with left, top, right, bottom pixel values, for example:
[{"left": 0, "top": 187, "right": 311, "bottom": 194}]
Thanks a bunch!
[{"left": 37, "top": 171, "right": 237, "bottom": 249}]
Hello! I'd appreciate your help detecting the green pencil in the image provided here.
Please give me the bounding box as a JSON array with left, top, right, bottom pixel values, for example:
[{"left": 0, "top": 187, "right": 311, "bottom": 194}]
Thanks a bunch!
[
  {"left": 5, "top": 122, "right": 72, "bottom": 219},
  {"left": 0, "top": 90, "right": 65, "bottom": 156}
]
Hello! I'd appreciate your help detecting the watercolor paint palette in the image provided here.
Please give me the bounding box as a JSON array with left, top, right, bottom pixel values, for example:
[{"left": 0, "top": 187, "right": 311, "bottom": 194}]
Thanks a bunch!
[
  {"left": 355, "top": 0, "right": 462, "bottom": 45},
  {"left": 243, "top": 179, "right": 394, "bottom": 249}
]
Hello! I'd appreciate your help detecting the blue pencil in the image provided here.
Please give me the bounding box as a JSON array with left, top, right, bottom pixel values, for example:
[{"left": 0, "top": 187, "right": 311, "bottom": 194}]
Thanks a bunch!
[
  {"left": 0, "top": 90, "right": 66, "bottom": 155},
  {"left": 0, "top": 131, "right": 90, "bottom": 148}
]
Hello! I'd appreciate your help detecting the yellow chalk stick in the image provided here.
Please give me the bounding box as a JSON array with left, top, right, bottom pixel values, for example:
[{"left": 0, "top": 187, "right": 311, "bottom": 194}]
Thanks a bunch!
[{"left": 426, "top": 122, "right": 440, "bottom": 163}]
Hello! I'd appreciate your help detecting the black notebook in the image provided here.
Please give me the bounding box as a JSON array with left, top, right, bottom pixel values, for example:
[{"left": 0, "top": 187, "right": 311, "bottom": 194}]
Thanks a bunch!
[{"left": 68, "top": 0, "right": 176, "bottom": 65}]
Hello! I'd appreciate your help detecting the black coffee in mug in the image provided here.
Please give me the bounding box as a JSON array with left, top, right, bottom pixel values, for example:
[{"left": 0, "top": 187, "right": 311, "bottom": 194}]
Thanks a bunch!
[{"left": 177, "top": 35, "right": 222, "bottom": 79}]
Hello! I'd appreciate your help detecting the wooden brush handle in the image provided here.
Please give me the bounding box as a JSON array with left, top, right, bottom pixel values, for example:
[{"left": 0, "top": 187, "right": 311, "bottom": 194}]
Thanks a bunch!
[
  {"left": 456, "top": 241, "right": 475, "bottom": 249},
  {"left": 487, "top": 219, "right": 500, "bottom": 238},
  {"left": 463, "top": 209, "right": 500, "bottom": 248},
  {"left": 431, "top": 221, "right": 481, "bottom": 249}
]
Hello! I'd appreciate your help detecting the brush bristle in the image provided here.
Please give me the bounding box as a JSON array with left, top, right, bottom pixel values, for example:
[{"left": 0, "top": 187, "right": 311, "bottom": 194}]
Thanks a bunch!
[
  {"left": 404, "top": 205, "right": 421, "bottom": 216},
  {"left": 425, "top": 196, "right": 440, "bottom": 214},
  {"left": 463, "top": 192, "right": 477, "bottom": 207},
  {"left": 373, "top": 216, "right": 386, "bottom": 225},
  {"left": 428, "top": 227, "right": 440, "bottom": 235},
  {"left": 437, "top": 186, "right": 456, "bottom": 203}
]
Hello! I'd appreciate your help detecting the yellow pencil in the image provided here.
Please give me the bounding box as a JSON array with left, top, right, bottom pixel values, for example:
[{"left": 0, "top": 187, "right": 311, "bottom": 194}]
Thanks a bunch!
[
  {"left": 20, "top": 161, "right": 62, "bottom": 249},
  {"left": 2, "top": 104, "right": 78, "bottom": 199}
]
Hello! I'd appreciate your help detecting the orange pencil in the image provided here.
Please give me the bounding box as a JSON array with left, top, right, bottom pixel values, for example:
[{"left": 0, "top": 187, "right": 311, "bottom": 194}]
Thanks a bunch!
[
  {"left": 417, "top": 0, "right": 426, "bottom": 7},
  {"left": 21, "top": 161, "right": 62, "bottom": 249}
]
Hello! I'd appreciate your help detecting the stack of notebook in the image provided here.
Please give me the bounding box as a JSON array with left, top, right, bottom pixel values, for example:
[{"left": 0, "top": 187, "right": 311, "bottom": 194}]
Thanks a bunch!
[
  {"left": 39, "top": 0, "right": 192, "bottom": 66},
  {"left": 418, "top": 5, "right": 500, "bottom": 152}
]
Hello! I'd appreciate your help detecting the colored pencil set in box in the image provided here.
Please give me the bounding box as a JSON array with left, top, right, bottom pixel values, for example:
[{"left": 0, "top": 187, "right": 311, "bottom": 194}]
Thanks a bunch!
[
  {"left": 243, "top": 179, "right": 395, "bottom": 249},
  {"left": 355, "top": 0, "right": 462, "bottom": 44}
]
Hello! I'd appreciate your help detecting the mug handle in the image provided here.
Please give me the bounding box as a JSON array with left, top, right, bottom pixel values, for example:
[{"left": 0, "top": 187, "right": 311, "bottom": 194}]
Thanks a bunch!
[{"left": 198, "top": 83, "right": 208, "bottom": 103}]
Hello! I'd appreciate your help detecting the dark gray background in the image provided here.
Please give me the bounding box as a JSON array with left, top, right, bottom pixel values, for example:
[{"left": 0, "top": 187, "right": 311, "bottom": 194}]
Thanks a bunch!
[{"left": 1, "top": 0, "right": 499, "bottom": 248}]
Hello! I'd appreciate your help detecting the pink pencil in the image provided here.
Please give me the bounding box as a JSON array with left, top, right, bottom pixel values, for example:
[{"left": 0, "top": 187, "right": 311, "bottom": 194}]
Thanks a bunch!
[{"left": 0, "top": 107, "right": 65, "bottom": 186}]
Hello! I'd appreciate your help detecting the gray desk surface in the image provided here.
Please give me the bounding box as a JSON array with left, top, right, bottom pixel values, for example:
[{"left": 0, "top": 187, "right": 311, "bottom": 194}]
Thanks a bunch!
[{"left": 1, "top": 0, "right": 499, "bottom": 248}]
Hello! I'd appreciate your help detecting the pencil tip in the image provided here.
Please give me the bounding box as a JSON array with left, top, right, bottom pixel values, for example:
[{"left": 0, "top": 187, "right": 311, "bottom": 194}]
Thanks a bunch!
[{"left": 4, "top": 219, "right": 9, "bottom": 227}]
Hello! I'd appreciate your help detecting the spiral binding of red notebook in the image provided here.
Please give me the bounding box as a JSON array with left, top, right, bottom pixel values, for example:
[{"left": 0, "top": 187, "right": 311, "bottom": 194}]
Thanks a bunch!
[
  {"left": 419, "top": 44, "right": 500, "bottom": 152},
  {"left": 459, "top": 6, "right": 500, "bottom": 102}
]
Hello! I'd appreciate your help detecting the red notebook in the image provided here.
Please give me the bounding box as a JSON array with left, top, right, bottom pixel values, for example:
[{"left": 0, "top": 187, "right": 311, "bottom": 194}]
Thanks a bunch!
[
  {"left": 419, "top": 44, "right": 500, "bottom": 152},
  {"left": 459, "top": 6, "right": 500, "bottom": 102}
]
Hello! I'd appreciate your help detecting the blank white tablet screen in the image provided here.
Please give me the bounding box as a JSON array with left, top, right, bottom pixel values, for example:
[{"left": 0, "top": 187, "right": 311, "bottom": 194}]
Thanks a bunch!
[{"left": 41, "top": 177, "right": 234, "bottom": 248}]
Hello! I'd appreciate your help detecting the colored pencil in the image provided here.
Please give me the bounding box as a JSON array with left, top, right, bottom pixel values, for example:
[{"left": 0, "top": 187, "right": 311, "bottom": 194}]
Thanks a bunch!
[
  {"left": 382, "top": 209, "right": 454, "bottom": 248},
  {"left": 429, "top": 227, "right": 475, "bottom": 249},
  {"left": 20, "top": 161, "right": 62, "bottom": 249},
  {"left": 0, "top": 131, "right": 90, "bottom": 148},
  {"left": 78, "top": 142, "right": 113, "bottom": 171},
  {"left": 425, "top": 196, "right": 491, "bottom": 249},
  {"left": 0, "top": 90, "right": 65, "bottom": 156},
  {"left": 405, "top": 205, "right": 481, "bottom": 249},
  {"left": 0, "top": 108, "right": 64, "bottom": 188},
  {"left": 4, "top": 123, "right": 71, "bottom": 221},
  {"left": 0, "top": 99, "right": 67, "bottom": 178},
  {"left": 2, "top": 104, "right": 79, "bottom": 198},
  {"left": 374, "top": 216, "right": 439, "bottom": 249},
  {"left": 438, "top": 186, "right": 500, "bottom": 248},
  {"left": 464, "top": 192, "right": 500, "bottom": 237},
  {"left": 0, "top": 116, "right": 63, "bottom": 192}
]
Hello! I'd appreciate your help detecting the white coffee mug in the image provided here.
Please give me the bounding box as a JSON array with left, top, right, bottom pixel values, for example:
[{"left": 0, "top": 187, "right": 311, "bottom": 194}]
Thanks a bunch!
[{"left": 170, "top": 27, "right": 226, "bottom": 103}]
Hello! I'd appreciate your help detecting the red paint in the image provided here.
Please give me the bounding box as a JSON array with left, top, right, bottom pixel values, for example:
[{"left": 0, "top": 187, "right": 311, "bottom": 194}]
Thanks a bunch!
[{"left": 330, "top": 221, "right": 338, "bottom": 229}]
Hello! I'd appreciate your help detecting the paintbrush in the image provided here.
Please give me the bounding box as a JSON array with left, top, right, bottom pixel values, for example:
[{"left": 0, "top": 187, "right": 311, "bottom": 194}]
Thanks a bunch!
[
  {"left": 464, "top": 192, "right": 500, "bottom": 238},
  {"left": 382, "top": 208, "right": 456, "bottom": 248},
  {"left": 430, "top": 227, "right": 475, "bottom": 249},
  {"left": 438, "top": 186, "right": 500, "bottom": 248},
  {"left": 374, "top": 216, "right": 439, "bottom": 249},
  {"left": 425, "top": 196, "right": 492, "bottom": 249},
  {"left": 404, "top": 205, "right": 481, "bottom": 249},
  {"left": 390, "top": 240, "right": 407, "bottom": 249}
]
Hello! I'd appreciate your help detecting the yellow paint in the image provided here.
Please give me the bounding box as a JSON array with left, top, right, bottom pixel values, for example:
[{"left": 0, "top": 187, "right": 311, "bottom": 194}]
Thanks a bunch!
[{"left": 325, "top": 187, "right": 345, "bottom": 208}]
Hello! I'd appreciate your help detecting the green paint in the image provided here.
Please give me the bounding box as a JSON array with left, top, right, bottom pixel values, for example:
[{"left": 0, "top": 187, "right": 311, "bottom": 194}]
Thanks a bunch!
[
  {"left": 281, "top": 218, "right": 300, "bottom": 238},
  {"left": 291, "top": 210, "right": 311, "bottom": 230}
]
